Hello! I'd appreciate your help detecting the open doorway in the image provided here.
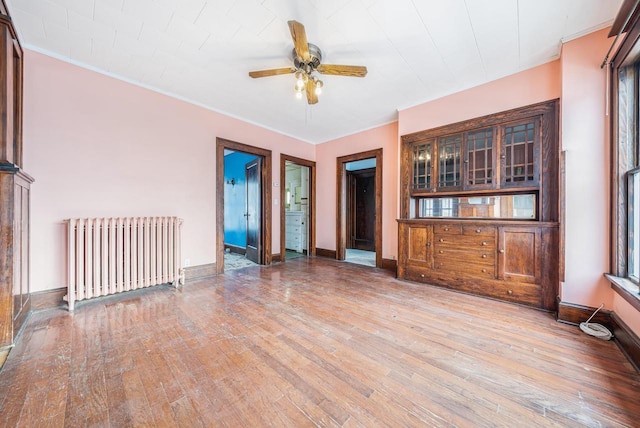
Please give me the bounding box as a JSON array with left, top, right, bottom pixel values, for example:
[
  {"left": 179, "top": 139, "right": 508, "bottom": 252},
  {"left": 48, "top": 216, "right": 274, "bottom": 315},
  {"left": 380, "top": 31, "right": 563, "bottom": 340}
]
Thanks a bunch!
[
  {"left": 337, "top": 149, "right": 382, "bottom": 268},
  {"left": 216, "top": 138, "right": 272, "bottom": 274},
  {"left": 280, "top": 154, "right": 316, "bottom": 261}
]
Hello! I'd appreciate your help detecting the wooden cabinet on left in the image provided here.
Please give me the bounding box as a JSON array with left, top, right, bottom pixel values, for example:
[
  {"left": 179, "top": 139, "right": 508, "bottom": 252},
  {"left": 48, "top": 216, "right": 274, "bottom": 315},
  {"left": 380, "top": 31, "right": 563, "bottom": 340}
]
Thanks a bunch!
[
  {"left": 0, "top": 167, "right": 33, "bottom": 347},
  {"left": 0, "top": 1, "right": 32, "bottom": 349}
]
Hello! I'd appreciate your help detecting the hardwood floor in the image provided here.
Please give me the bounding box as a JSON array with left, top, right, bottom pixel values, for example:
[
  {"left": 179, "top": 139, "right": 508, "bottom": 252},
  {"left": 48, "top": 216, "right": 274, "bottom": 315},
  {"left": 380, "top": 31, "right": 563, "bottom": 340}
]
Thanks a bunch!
[{"left": 1, "top": 257, "right": 639, "bottom": 427}]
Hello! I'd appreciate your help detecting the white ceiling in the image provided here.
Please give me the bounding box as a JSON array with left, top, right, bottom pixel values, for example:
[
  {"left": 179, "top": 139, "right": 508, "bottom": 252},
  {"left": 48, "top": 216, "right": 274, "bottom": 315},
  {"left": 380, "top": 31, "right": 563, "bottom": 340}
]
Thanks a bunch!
[{"left": 7, "top": 0, "right": 622, "bottom": 144}]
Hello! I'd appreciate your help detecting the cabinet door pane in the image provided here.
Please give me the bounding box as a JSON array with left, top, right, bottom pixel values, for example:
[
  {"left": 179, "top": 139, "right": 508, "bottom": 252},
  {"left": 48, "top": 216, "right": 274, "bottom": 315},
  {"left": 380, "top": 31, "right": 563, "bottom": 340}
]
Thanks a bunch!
[
  {"left": 412, "top": 142, "right": 433, "bottom": 190},
  {"left": 438, "top": 135, "right": 462, "bottom": 189},
  {"left": 466, "top": 128, "right": 493, "bottom": 188},
  {"left": 503, "top": 121, "right": 538, "bottom": 186}
]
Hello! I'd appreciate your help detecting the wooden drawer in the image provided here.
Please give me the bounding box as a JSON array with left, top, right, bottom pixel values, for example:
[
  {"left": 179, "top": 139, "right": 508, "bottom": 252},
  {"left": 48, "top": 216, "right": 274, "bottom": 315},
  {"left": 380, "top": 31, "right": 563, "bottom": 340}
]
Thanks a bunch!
[
  {"left": 434, "top": 247, "right": 495, "bottom": 264},
  {"left": 434, "top": 224, "right": 462, "bottom": 235},
  {"left": 462, "top": 225, "right": 496, "bottom": 237},
  {"left": 286, "top": 218, "right": 302, "bottom": 227},
  {"left": 286, "top": 226, "right": 302, "bottom": 235},
  {"left": 434, "top": 234, "right": 496, "bottom": 249},
  {"left": 434, "top": 259, "right": 495, "bottom": 278},
  {"left": 402, "top": 265, "right": 431, "bottom": 283}
]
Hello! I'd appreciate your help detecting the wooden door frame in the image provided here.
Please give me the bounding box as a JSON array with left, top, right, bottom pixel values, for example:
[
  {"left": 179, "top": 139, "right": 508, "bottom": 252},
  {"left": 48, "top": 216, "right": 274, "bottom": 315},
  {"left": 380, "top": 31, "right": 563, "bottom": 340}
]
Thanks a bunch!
[
  {"left": 336, "top": 149, "right": 383, "bottom": 267},
  {"left": 216, "top": 138, "right": 272, "bottom": 274},
  {"left": 280, "top": 154, "right": 316, "bottom": 260}
]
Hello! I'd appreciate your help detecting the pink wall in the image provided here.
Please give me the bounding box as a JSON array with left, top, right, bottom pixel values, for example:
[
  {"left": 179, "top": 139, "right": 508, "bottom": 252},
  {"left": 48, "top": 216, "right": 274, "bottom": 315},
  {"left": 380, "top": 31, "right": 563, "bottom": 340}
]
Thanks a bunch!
[
  {"left": 315, "top": 123, "right": 399, "bottom": 259},
  {"left": 399, "top": 61, "right": 561, "bottom": 136},
  {"left": 561, "top": 28, "right": 640, "bottom": 335},
  {"left": 23, "top": 50, "right": 314, "bottom": 293},
  {"left": 560, "top": 28, "right": 612, "bottom": 308}
]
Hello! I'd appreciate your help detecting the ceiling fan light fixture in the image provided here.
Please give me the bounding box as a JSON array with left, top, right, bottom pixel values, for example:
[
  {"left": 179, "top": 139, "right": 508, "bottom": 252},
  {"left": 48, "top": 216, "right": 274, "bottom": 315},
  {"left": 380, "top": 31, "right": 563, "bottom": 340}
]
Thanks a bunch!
[{"left": 248, "top": 21, "right": 367, "bottom": 105}]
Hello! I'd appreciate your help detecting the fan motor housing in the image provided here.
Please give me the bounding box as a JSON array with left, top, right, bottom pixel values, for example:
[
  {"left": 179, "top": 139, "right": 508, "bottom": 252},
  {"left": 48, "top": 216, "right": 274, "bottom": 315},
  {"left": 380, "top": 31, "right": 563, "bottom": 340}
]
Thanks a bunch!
[{"left": 292, "top": 43, "right": 322, "bottom": 72}]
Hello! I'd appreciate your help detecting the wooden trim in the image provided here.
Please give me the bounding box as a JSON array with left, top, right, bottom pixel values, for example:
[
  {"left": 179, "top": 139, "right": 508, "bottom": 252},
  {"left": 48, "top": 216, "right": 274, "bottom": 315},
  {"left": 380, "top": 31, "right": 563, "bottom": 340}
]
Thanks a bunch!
[
  {"left": 272, "top": 253, "right": 282, "bottom": 262},
  {"left": 559, "top": 151, "right": 566, "bottom": 281},
  {"left": 381, "top": 258, "right": 397, "bottom": 274},
  {"left": 606, "top": 274, "right": 640, "bottom": 311},
  {"left": 336, "top": 149, "right": 383, "bottom": 268},
  {"left": 611, "top": 312, "right": 640, "bottom": 372},
  {"left": 609, "top": 16, "right": 640, "bottom": 276},
  {"left": 556, "top": 300, "right": 612, "bottom": 326},
  {"left": 315, "top": 248, "right": 337, "bottom": 259},
  {"left": 216, "top": 138, "right": 272, "bottom": 274},
  {"left": 609, "top": 0, "right": 640, "bottom": 37},
  {"left": 280, "top": 154, "right": 316, "bottom": 261},
  {"left": 30, "top": 287, "right": 66, "bottom": 311},
  {"left": 224, "top": 244, "right": 246, "bottom": 255},
  {"left": 184, "top": 263, "right": 217, "bottom": 282}
]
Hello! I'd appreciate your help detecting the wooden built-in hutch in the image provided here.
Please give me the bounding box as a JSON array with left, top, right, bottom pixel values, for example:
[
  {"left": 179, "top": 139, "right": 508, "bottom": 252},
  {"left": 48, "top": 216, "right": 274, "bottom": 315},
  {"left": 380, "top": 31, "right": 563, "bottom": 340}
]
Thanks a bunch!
[
  {"left": 0, "top": 0, "right": 32, "bottom": 349},
  {"left": 397, "top": 100, "right": 560, "bottom": 310}
]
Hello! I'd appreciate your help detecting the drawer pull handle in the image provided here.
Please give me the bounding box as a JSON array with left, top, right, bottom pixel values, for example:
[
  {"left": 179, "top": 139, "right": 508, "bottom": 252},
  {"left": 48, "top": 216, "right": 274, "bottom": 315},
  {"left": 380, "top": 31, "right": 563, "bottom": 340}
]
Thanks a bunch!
[
  {"left": 507, "top": 290, "right": 513, "bottom": 295},
  {"left": 426, "top": 242, "right": 431, "bottom": 247},
  {"left": 475, "top": 229, "right": 481, "bottom": 233},
  {"left": 482, "top": 254, "right": 487, "bottom": 258},
  {"left": 499, "top": 249, "right": 505, "bottom": 254},
  {"left": 439, "top": 238, "right": 445, "bottom": 242},
  {"left": 444, "top": 227, "right": 449, "bottom": 231},
  {"left": 482, "top": 268, "right": 487, "bottom": 273},
  {"left": 420, "top": 274, "right": 425, "bottom": 278},
  {"left": 438, "top": 250, "right": 444, "bottom": 254},
  {"left": 481, "top": 241, "right": 488, "bottom": 246}
]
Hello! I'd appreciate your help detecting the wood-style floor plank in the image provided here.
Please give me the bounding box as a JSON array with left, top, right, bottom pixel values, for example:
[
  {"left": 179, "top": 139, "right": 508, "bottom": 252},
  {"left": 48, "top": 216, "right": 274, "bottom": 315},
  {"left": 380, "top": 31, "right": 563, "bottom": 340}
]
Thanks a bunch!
[{"left": 1, "top": 257, "right": 639, "bottom": 427}]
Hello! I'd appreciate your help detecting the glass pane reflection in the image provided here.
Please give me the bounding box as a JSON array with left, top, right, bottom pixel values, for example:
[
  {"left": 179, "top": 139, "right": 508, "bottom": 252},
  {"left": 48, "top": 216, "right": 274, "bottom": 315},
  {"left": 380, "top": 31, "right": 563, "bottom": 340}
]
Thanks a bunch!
[{"left": 417, "top": 194, "right": 536, "bottom": 219}]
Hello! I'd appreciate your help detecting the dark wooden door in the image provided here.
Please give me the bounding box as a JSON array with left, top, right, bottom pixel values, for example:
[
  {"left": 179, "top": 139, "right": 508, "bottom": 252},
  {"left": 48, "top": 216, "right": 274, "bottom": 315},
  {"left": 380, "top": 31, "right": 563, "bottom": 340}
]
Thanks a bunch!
[
  {"left": 245, "top": 158, "right": 262, "bottom": 264},
  {"left": 347, "top": 168, "right": 375, "bottom": 251}
]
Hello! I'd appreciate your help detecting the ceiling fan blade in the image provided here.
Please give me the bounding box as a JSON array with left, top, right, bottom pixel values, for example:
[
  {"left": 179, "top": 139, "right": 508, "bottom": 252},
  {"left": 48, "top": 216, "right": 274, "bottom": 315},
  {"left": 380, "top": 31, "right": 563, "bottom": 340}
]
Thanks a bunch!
[
  {"left": 306, "top": 79, "right": 318, "bottom": 105},
  {"left": 317, "top": 64, "right": 368, "bottom": 77},
  {"left": 248, "top": 67, "right": 296, "bottom": 78},
  {"left": 288, "top": 20, "right": 310, "bottom": 61}
]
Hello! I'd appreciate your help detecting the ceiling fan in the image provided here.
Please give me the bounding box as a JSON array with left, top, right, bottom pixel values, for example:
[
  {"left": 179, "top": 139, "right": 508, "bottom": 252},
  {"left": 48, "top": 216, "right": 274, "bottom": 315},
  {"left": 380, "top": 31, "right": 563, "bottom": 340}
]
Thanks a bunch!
[{"left": 248, "top": 20, "right": 368, "bottom": 105}]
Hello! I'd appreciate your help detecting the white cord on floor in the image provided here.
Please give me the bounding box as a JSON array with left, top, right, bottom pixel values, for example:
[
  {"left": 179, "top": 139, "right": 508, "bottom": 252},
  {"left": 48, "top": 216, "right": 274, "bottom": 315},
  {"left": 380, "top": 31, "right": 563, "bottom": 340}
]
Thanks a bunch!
[{"left": 579, "top": 303, "right": 613, "bottom": 340}]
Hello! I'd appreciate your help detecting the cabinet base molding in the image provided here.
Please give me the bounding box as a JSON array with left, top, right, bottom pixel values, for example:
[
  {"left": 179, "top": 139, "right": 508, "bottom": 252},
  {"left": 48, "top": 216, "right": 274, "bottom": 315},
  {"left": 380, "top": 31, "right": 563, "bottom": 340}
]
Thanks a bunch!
[
  {"left": 316, "top": 248, "right": 337, "bottom": 259},
  {"left": 184, "top": 263, "right": 217, "bottom": 282},
  {"left": 31, "top": 288, "right": 66, "bottom": 311}
]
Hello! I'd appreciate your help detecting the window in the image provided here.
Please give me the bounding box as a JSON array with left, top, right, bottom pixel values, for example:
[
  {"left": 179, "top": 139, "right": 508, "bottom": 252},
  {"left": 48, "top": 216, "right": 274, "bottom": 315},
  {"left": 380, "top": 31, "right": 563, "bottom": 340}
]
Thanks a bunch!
[
  {"left": 415, "top": 194, "right": 537, "bottom": 219},
  {"left": 611, "top": 20, "right": 640, "bottom": 291}
]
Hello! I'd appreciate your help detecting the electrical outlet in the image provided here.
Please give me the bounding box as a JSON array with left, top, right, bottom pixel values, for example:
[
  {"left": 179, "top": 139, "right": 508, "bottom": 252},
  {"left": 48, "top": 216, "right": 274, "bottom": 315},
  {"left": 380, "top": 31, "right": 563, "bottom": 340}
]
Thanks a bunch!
[{"left": 185, "top": 258, "right": 190, "bottom": 267}]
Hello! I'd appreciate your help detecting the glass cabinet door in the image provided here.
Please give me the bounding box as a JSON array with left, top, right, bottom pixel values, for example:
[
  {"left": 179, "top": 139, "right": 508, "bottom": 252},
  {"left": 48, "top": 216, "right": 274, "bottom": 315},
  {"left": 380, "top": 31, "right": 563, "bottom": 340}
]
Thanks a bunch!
[
  {"left": 502, "top": 120, "right": 539, "bottom": 187},
  {"left": 412, "top": 142, "right": 433, "bottom": 190},
  {"left": 438, "top": 135, "right": 462, "bottom": 190},
  {"left": 465, "top": 128, "right": 494, "bottom": 189}
]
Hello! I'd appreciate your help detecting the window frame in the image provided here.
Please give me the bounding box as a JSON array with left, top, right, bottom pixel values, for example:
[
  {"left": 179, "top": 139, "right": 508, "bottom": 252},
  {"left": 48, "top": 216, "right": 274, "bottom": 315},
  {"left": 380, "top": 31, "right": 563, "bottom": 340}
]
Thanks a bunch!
[
  {"left": 627, "top": 167, "right": 640, "bottom": 284},
  {"left": 609, "top": 12, "right": 640, "bottom": 302}
]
